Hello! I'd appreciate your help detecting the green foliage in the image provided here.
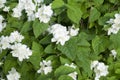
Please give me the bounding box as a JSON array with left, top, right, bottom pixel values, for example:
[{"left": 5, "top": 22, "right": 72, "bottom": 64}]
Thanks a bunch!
[
  {"left": 1, "top": 0, "right": 120, "bottom": 80},
  {"left": 33, "top": 19, "right": 49, "bottom": 38},
  {"left": 89, "top": 7, "right": 101, "bottom": 23},
  {"left": 92, "top": 36, "right": 110, "bottom": 55}
]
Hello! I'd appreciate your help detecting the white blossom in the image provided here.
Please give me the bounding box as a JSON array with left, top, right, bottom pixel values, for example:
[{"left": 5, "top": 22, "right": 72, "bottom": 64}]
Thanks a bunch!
[
  {"left": 9, "top": 31, "right": 24, "bottom": 43},
  {"left": 0, "top": 36, "right": 11, "bottom": 49},
  {"left": 65, "top": 63, "right": 76, "bottom": 69},
  {"left": 7, "top": 67, "right": 21, "bottom": 80},
  {"left": 91, "top": 61, "right": 109, "bottom": 80},
  {"left": 65, "top": 63, "right": 78, "bottom": 80},
  {"left": 37, "top": 60, "right": 52, "bottom": 75},
  {"left": 0, "top": 15, "right": 6, "bottom": 32},
  {"left": 107, "top": 13, "right": 120, "bottom": 35},
  {"left": 3, "top": 6, "right": 10, "bottom": 12},
  {"left": 111, "top": 49, "right": 117, "bottom": 59},
  {"left": 68, "top": 72, "right": 78, "bottom": 80},
  {"left": 10, "top": 43, "right": 32, "bottom": 62},
  {"left": 0, "top": 0, "right": 6, "bottom": 8},
  {"left": 48, "top": 24, "right": 70, "bottom": 45},
  {"left": 35, "top": 4, "right": 53, "bottom": 23},
  {"left": 68, "top": 25, "right": 79, "bottom": 37}
]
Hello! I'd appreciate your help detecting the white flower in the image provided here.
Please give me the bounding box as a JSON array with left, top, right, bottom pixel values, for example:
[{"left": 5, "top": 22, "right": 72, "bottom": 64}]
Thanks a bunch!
[
  {"left": 91, "top": 61, "right": 109, "bottom": 80},
  {"left": 91, "top": 60, "right": 98, "bottom": 70},
  {"left": 12, "top": 6, "right": 23, "bottom": 18},
  {"left": 48, "top": 24, "right": 70, "bottom": 45},
  {"left": 35, "top": 4, "right": 53, "bottom": 23},
  {"left": 10, "top": 43, "right": 32, "bottom": 62},
  {"left": 0, "top": 62, "right": 3, "bottom": 66},
  {"left": 106, "top": 19, "right": 114, "bottom": 24},
  {"left": 37, "top": 60, "right": 52, "bottom": 75},
  {"left": 114, "top": 14, "right": 120, "bottom": 24},
  {"left": 34, "top": 0, "right": 43, "bottom": 4},
  {"left": 3, "top": 6, "right": 10, "bottom": 12},
  {"left": 111, "top": 49, "right": 117, "bottom": 59},
  {"left": 0, "top": 0, "right": 6, "bottom": 8},
  {"left": 68, "top": 72, "right": 78, "bottom": 80},
  {"left": 9, "top": 31, "right": 24, "bottom": 43},
  {"left": 65, "top": 63, "right": 76, "bottom": 69},
  {"left": 0, "top": 36, "right": 11, "bottom": 49},
  {"left": 68, "top": 25, "right": 79, "bottom": 37},
  {"left": 7, "top": 67, "right": 21, "bottom": 80},
  {"left": 0, "top": 15, "right": 6, "bottom": 32}
]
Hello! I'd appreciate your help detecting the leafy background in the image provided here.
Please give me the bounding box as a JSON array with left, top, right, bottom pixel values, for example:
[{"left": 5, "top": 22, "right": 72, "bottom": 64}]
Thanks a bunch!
[{"left": 1, "top": 0, "right": 120, "bottom": 80}]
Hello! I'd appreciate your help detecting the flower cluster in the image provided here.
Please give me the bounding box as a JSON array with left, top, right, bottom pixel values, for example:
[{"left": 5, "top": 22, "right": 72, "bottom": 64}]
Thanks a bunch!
[
  {"left": 0, "top": 31, "right": 32, "bottom": 62},
  {"left": 91, "top": 61, "right": 109, "bottom": 80},
  {"left": 12, "top": 0, "right": 53, "bottom": 22},
  {"left": 107, "top": 13, "right": 120, "bottom": 35},
  {"left": 37, "top": 60, "right": 52, "bottom": 75},
  {"left": 0, "top": 15, "right": 6, "bottom": 32},
  {"left": 35, "top": 4, "right": 53, "bottom": 23},
  {"left": 6, "top": 67, "right": 21, "bottom": 80},
  {"left": 48, "top": 24, "right": 79, "bottom": 45},
  {"left": 65, "top": 63, "right": 78, "bottom": 80}
]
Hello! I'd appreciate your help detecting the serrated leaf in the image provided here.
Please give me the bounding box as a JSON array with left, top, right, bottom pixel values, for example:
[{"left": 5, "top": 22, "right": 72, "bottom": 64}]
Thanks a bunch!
[
  {"left": 89, "top": 7, "right": 101, "bottom": 22},
  {"left": 93, "top": 0, "right": 104, "bottom": 6},
  {"left": 21, "top": 21, "right": 32, "bottom": 33},
  {"left": 92, "top": 36, "right": 109, "bottom": 54},
  {"left": 60, "top": 57, "right": 71, "bottom": 65},
  {"left": 29, "top": 41, "right": 43, "bottom": 70},
  {"left": 33, "top": 19, "right": 48, "bottom": 38},
  {"left": 66, "top": 0, "right": 82, "bottom": 24},
  {"left": 3, "top": 54, "right": 18, "bottom": 74},
  {"left": 52, "top": 0, "right": 64, "bottom": 9},
  {"left": 110, "top": 31, "right": 120, "bottom": 49},
  {"left": 54, "top": 66, "right": 75, "bottom": 77},
  {"left": 44, "top": 44, "right": 56, "bottom": 54},
  {"left": 58, "top": 75, "right": 73, "bottom": 80},
  {"left": 57, "top": 37, "right": 78, "bottom": 60}
]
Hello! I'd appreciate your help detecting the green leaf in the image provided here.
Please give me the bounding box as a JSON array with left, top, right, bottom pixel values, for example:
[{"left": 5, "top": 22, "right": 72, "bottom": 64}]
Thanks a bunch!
[
  {"left": 93, "top": 0, "right": 104, "bottom": 6},
  {"left": 58, "top": 75, "right": 73, "bottom": 80},
  {"left": 39, "top": 34, "right": 52, "bottom": 45},
  {"left": 66, "top": 0, "right": 82, "bottom": 24},
  {"left": 52, "top": 0, "right": 64, "bottom": 9},
  {"left": 110, "top": 31, "right": 120, "bottom": 49},
  {"left": 60, "top": 57, "right": 71, "bottom": 65},
  {"left": 3, "top": 54, "right": 18, "bottom": 74},
  {"left": 89, "top": 7, "right": 101, "bottom": 22},
  {"left": 54, "top": 66, "right": 75, "bottom": 77},
  {"left": 20, "top": 62, "right": 35, "bottom": 80},
  {"left": 21, "top": 21, "right": 32, "bottom": 33},
  {"left": 57, "top": 37, "right": 78, "bottom": 60},
  {"left": 36, "top": 74, "right": 52, "bottom": 80},
  {"left": 29, "top": 41, "right": 43, "bottom": 70},
  {"left": 33, "top": 19, "right": 48, "bottom": 38},
  {"left": 92, "top": 36, "right": 109, "bottom": 54},
  {"left": 44, "top": 44, "right": 56, "bottom": 54}
]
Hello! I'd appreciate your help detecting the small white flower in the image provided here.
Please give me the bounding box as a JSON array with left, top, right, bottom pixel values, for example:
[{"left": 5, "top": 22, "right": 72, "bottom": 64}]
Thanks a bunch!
[
  {"left": 48, "top": 24, "right": 70, "bottom": 45},
  {"left": 91, "top": 61, "right": 109, "bottom": 80},
  {"left": 111, "top": 49, "right": 117, "bottom": 59},
  {"left": 91, "top": 60, "right": 98, "bottom": 70},
  {"left": 106, "top": 19, "right": 114, "bottom": 24},
  {"left": 35, "top": 4, "right": 53, "bottom": 23},
  {"left": 3, "top": 6, "right": 10, "bottom": 12},
  {"left": 114, "top": 14, "right": 120, "bottom": 24},
  {"left": 10, "top": 43, "right": 32, "bottom": 62},
  {"left": 0, "top": 62, "right": 3, "bottom": 66},
  {"left": 9, "top": 31, "right": 24, "bottom": 43},
  {"left": 0, "top": 15, "right": 6, "bottom": 32},
  {"left": 0, "top": 36, "right": 11, "bottom": 49},
  {"left": 68, "top": 25, "right": 79, "bottom": 37},
  {"left": 68, "top": 72, "right": 78, "bottom": 80},
  {"left": 7, "top": 67, "right": 21, "bottom": 80},
  {"left": 65, "top": 63, "right": 76, "bottom": 69},
  {"left": 37, "top": 60, "right": 52, "bottom": 75},
  {"left": 0, "top": 0, "right": 6, "bottom": 8}
]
